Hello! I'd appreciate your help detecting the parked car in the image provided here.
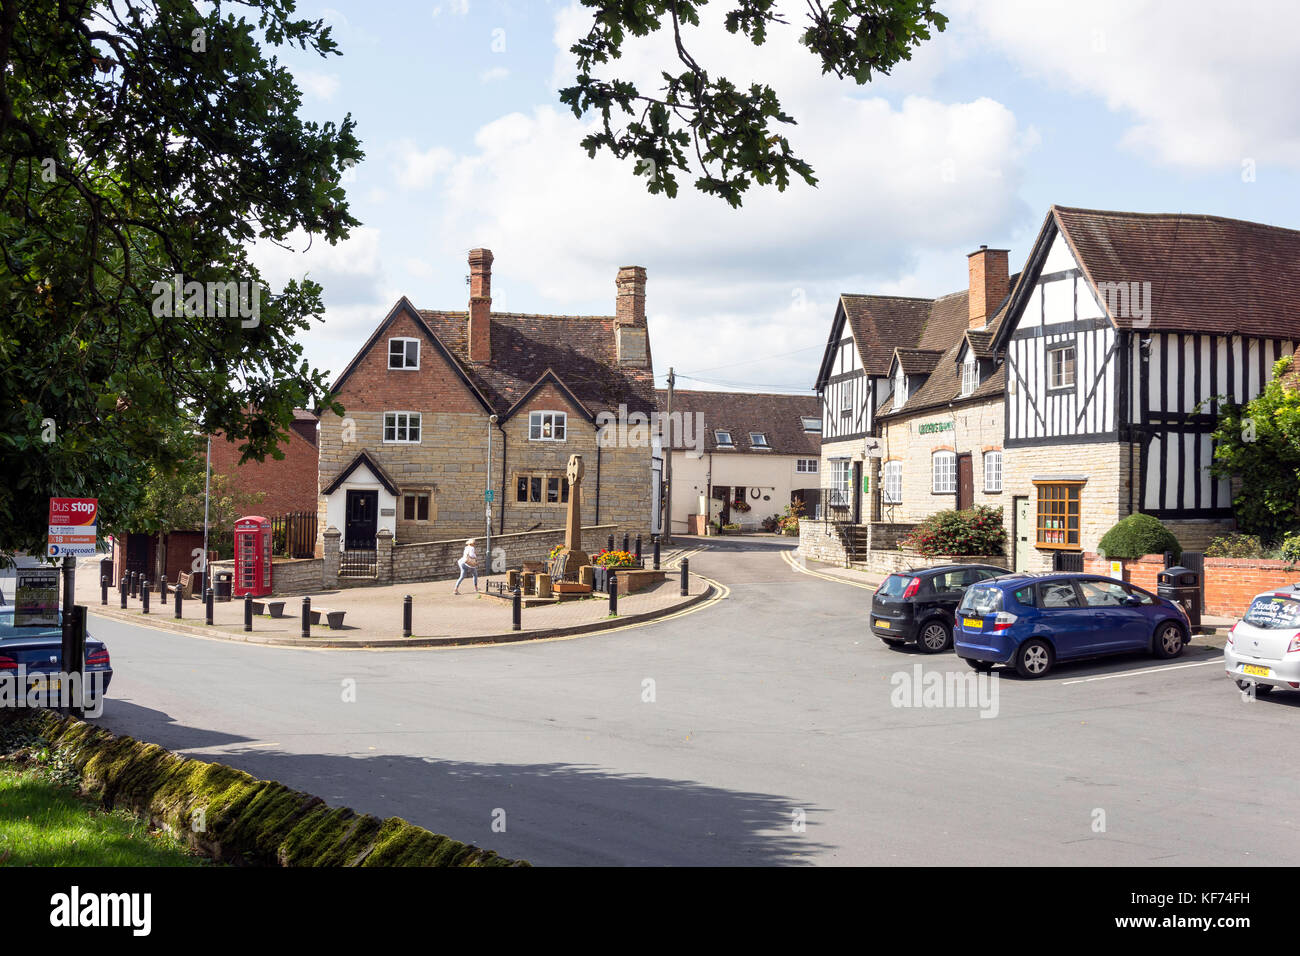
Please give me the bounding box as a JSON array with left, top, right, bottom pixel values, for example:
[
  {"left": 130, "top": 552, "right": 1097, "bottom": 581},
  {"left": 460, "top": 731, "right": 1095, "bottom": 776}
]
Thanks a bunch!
[
  {"left": 871, "top": 564, "right": 1009, "bottom": 653},
  {"left": 1224, "top": 585, "right": 1300, "bottom": 695},
  {"left": 0, "top": 608, "right": 113, "bottom": 708},
  {"left": 953, "top": 573, "right": 1189, "bottom": 678}
]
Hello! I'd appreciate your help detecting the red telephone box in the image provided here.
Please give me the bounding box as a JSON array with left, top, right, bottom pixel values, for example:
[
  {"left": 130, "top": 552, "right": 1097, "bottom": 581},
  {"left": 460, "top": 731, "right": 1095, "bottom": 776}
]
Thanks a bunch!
[{"left": 233, "top": 516, "right": 273, "bottom": 598}]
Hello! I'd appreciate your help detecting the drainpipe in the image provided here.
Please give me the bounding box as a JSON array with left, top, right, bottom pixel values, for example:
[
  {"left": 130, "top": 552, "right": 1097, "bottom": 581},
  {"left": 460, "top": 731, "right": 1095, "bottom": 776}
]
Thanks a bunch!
[
  {"left": 595, "top": 445, "right": 602, "bottom": 525},
  {"left": 497, "top": 418, "right": 508, "bottom": 535}
]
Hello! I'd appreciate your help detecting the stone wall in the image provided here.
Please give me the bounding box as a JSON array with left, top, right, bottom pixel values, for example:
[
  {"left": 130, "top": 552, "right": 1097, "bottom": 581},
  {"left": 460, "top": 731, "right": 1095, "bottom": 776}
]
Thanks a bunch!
[
  {"left": 207, "top": 557, "right": 324, "bottom": 596},
  {"left": 797, "top": 518, "right": 847, "bottom": 565},
  {"left": 855, "top": 550, "right": 1007, "bottom": 576}
]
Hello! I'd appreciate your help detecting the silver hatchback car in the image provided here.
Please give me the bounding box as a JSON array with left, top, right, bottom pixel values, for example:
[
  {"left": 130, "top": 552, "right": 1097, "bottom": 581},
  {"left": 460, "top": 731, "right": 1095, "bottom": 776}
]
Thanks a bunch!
[{"left": 1224, "top": 586, "right": 1300, "bottom": 695}]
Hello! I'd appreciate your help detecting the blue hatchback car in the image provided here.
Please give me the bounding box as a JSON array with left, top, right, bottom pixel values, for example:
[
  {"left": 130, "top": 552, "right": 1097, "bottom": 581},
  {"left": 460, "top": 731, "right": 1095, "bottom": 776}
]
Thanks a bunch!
[{"left": 953, "top": 573, "right": 1190, "bottom": 678}]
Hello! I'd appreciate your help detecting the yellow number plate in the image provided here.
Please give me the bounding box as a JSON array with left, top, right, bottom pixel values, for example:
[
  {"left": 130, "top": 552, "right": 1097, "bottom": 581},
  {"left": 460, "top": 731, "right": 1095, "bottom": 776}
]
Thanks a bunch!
[
  {"left": 1242, "top": 664, "right": 1271, "bottom": 677},
  {"left": 876, "top": 619, "right": 890, "bottom": 629},
  {"left": 962, "top": 617, "right": 982, "bottom": 629}
]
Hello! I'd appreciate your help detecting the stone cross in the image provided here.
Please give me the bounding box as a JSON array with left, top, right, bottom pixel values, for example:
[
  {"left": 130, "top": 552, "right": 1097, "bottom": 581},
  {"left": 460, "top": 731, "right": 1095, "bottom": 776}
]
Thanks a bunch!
[{"left": 565, "top": 454, "right": 585, "bottom": 551}]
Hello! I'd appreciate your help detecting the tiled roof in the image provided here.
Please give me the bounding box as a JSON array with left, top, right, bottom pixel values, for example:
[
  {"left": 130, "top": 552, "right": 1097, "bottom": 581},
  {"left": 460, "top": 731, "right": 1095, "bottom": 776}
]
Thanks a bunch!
[
  {"left": 654, "top": 389, "right": 821, "bottom": 456},
  {"left": 1053, "top": 205, "right": 1300, "bottom": 338},
  {"left": 893, "top": 348, "right": 945, "bottom": 374},
  {"left": 419, "top": 310, "right": 657, "bottom": 418},
  {"left": 840, "top": 295, "right": 934, "bottom": 376}
]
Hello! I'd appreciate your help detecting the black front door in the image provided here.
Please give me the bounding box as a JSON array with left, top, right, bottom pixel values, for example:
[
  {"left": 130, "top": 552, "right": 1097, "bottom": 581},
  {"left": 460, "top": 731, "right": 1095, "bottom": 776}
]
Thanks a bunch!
[
  {"left": 345, "top": 490, "right": 378, "bottom": 551},
  {"left": 852, "top": 462, "right": 862, "bottom": 524}
]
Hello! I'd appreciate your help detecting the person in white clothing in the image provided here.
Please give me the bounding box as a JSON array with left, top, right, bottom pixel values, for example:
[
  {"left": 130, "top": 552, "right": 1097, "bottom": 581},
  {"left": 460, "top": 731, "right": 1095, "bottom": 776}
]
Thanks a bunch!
[{"left": 454, "top": 539, "right": 478, "bottom": 594}]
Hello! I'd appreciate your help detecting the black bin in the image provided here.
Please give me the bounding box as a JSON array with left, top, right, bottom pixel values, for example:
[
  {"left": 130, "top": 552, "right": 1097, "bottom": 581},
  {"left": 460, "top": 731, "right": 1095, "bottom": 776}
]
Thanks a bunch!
[
  {"left": 1156, "top": 566, "right": 1201, "bottom": 628},
  {"left": 214, "top": 570, "right": 234, "bottom": 602},
  {"left": 99, "top": 557, "right": 115, "bottom": 583}
]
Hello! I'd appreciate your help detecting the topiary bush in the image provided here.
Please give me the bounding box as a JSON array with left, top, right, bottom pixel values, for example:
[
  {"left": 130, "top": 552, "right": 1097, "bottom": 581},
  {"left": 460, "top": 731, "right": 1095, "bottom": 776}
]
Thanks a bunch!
[
  {"left": 1205, "top": 533, "right": 1267, "bottom": 558},
  {"left": 900, "top": 506, "right": 1006, "bottom": 556},
  {"left": 1097, "top": 513, "right": 1181, "bottom": 561}
]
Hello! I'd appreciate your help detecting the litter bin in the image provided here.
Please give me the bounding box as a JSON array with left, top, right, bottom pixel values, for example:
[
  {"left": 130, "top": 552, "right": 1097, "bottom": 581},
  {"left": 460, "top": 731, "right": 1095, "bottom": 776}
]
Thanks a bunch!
[
  {"left": 99, "top": 557, "right": 115, "bottom": 584},
  {"left": 1156, "top": 565, "right": 1201, "bottom": 629},
  {"left": 214, "top": 570, "right": 234, "bottom": 603}
]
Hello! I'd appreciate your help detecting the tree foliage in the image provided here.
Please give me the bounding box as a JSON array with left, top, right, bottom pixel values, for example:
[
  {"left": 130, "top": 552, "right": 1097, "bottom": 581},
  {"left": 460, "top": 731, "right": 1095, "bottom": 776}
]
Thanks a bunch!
[
  {"left": 560, "top": 0, "right": 947, "bottom": 206},
  {"left": 1210, "top": 356, "right": 1300, "bottom": 545},
  {"left": 0, "top": 0, "right": 360, "bottom": 559},
  {"left": 901, "top": 506, "right": 1005, "bottom": 557}
]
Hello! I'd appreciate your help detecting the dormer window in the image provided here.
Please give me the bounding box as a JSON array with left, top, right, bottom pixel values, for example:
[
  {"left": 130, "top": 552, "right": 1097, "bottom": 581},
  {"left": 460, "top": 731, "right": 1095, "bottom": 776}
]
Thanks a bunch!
[
  {"left": 388, "top": 337, "right": 419, "bottom": 369},
  {"left": 750, "top": 432, "right": 769, "bottom": 449},
  {"left": 961, "top": 358, "right": 978, "bottom": 396},
  {"left": 715, "top": 430, "right": 734, "bottom": 447},
  {"left": 801, "top": 417, "right": 821, "bottom": 433}
]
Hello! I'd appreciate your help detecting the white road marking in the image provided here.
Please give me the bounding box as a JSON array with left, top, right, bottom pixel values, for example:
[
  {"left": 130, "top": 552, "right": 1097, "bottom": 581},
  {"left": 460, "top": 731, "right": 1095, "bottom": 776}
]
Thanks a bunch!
[{"left": 1062, "top": 659, "right": 1223, "bottom": 684}]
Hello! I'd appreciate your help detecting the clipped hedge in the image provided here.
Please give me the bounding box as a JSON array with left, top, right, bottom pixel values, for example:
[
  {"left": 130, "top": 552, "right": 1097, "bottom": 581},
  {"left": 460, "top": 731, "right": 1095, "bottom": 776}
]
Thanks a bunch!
[
  {"left": 1097, "top": 513, "right": 1181, "bottom": 562},
  {"left": 2, "top": 711, "right": 525, "bottom": 867}
]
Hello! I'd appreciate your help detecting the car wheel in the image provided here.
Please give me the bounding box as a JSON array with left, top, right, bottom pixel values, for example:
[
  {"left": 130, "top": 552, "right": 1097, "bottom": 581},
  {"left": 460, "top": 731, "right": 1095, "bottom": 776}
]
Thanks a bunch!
[
  {"left": 1014, "top": 639, "right": 1053, "bottom": 679},
  {"left": 917, "top": 620, "right": 951, "bottom": 654},
  {"left": 1152, "top": 622, "right": 1186, "bottom": 659},
  {"left": 1235, "top": 679, "right": 1274, "bottom": 695},
  {"left": 966, "top": 658, "right": 994, "bottom": 673}
]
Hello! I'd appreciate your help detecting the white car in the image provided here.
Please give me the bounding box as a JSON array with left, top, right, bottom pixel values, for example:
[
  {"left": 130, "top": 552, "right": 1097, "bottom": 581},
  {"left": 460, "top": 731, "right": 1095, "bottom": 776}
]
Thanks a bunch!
[{"left": 1224, "top": 586, "right": 1300, "bottom": 695}]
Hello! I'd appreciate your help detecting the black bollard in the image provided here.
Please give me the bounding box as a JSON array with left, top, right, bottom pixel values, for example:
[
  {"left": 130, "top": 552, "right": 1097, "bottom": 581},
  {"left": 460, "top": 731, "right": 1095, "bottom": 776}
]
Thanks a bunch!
[
  {"left": 609, "top": 572, "right": 618, "bottom": 615},
  {"left": 653, "top": 537, "right": 661, "bottom": 570},
  {"left": 608, "top": 534, "right": 614, "bottom": 553},
  {"left": 174, "top": 586, "right": 182, "bottom": 620},
  {"left": 635, "top": 534, "right": 642, "bottom": 563},
  {"left": 160, "top": 574, "right": 168, "bottom": 599},
  {"left": 681, "top": 558, "right": 689, "bottom": 597},
  {"left": 100, "top": 575, "right": 108, "bottom": 606},
  {"left": 512, "top": 587, "right": 522, "bottom": 631},
  {"left": 244, "top": 594, "right": 253, "bottom": 632},
  {"left": 403, "top": 595, "right": 412, "bottom": 638},
  {"left": 205, "top": 588, "right": 214, "bottom": 625},
  {"left": 142, "top": 582, "right": 150, "bottom": 614},
  {"left": 622, "top": 533, "right": 629, "bottom": 554},
  {"left": 301, "top": 597, "right": 311, "bottom": 639},
  {"left": 119, "top": 580, "right": 127, "bottom": 609},
  {"left": 129, "top": 572, "right": 138, "bottom": 598}
]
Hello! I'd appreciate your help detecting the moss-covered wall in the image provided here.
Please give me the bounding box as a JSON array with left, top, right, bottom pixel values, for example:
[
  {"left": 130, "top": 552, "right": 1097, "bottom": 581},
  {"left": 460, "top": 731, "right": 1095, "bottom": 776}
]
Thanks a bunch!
[{"left": 2, "top": 711, "right": 526, "bottom": 867}]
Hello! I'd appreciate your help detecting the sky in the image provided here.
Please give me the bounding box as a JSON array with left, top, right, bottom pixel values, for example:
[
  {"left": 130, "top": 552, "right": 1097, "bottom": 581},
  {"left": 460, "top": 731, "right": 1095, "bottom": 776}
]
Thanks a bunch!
[{"left": 251, "top": 0, "right": 1300, "bottom": 396}]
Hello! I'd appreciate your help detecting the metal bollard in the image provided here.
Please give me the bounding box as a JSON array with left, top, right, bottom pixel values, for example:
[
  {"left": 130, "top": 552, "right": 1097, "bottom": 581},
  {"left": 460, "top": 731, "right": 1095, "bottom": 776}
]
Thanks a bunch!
[
  {"left": 622, "top": 533, "right": 629, "bottom": 553},
  {"left": 120, "top": 580, "right": 127, "bottom": 609},
  {"left": 119, "top": 572, "right": 127, "bottom": 594},
  {"left": 130, "top": 572, "right": 139, "bottom": 598},
  {"left": 161, "top": 574, "right": 168, "bottom": 599},
  {"left": 681, "top": 558, "right": 689, "bottom": 597},
  {"left": 205, "top": 588, "right": 214, "bottom": 625},
  {"left": 301, "top": 597, "right": 311, "bottom": 639},
  {"left": 100, "top": 575, "right": 108, "bottom": 606},
  {"left": 608, "top": 534, "right": 615, "bottom": 553},
  {"left": 244, "top": 594, "right": 253, "bottom": 632},
  {"left": 635, "top": 534, "right": 642, "bottom": 562},
  {"left": 609, "top": 572, "right": 618, "bottom": 615},
  {"left": 512, "top": 587, "right": 522, "bottom": 631},
  {"left": 174, "top": 586, "right": 182, "bottom": 620},
  {"left": 142, "top": 582, "right": 150, "bottom": 614},
  {"left": 403, "top": 595, "right": 412, "bottom": 638},
  {"left": 653, "top": 538, "right": 661, "bottom": 571}
]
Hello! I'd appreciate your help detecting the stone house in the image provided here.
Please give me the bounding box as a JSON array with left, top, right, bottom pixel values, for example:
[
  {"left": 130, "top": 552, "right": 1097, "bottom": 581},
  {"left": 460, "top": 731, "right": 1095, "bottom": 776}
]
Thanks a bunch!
[
  {"left": 317, "top": 249, "right": 657, "bottom": 559},
  {"left": 655, "top": 389, "right": 822, "bottom": 533}
]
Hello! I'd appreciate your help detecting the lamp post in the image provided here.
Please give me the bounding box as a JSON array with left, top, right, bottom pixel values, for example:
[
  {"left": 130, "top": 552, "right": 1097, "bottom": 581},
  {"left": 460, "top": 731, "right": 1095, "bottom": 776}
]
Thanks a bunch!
[
  {"left": 201, "top": 434, "right": 211, "bottom": 591},
  {"left": 486, "top": 414, "right": 498, "bottom": 581}
]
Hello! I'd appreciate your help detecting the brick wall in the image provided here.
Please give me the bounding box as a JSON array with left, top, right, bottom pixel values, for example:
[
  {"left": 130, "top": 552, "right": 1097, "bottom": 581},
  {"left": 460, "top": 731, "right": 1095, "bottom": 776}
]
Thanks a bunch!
[
  {"left": 209, "top": 426, "right": 319, "bottom": 516},
  {"left": 1083, "top": 551, "right": 1300, "bottom": 619}
]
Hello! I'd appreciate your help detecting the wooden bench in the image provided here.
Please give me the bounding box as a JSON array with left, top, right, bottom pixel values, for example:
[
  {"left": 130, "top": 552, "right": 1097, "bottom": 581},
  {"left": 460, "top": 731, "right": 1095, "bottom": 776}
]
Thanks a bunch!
[
  {"left": 178, "top": 572, "right": 196, "bottom": 600},
  {"left": 308, "top": 608, "right": 347, "bottom": 630},
  {"left": 251, "top": 600, "right": 286, "bottom": 618}
]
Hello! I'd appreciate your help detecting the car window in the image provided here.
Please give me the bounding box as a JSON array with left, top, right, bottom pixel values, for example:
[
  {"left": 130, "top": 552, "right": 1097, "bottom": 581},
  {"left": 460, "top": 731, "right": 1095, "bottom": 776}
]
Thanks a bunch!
[
  {"left": 1078, "top": 579, "right": 1128, "bottom": 607},
  {"left": 1121, "top": 584, "right": 1156, "bottom": 606},
  {"left": 933, "top": 570, "right": 966, "bottom": 592},
  {"left": 1013, "top": 585, "right": 1036, "bottom": 607},
  {"left": 1038, "top": 581, "right": 1082, "bottom": 609},
  {"left": 877, "top": 574, "right": 910, "bottom": 598},
  {"left": 1243, "top": 595, "right": 1300, "bottom": 630},
  {"left": 958, "top": 585, "right": 1003, "bottom": 615}
]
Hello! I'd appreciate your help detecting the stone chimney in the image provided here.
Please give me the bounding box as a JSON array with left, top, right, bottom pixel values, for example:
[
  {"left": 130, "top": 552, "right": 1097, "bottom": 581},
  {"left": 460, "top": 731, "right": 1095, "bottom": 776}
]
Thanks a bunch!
[
  {"left": 468, "top": 248, "right": 493, "bottom": 362},
  {"left": 967, "top": 245, "right": 1009, "bottom": 330},
  {"left": 615, "top": 265, "right": 646, "bottom": 327}
]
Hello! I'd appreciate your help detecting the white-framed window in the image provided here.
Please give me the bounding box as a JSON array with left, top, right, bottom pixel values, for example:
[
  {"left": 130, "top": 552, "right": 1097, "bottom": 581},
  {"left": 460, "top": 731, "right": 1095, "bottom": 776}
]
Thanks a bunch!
[
  {"left": 796, "top": 458, "right": 818, "bottom": 473},
  {"left": 402, "top": 492, "right": 430, "bottom": 521},
  {"left": 801, "top": 416, "right": 822, "bottom": 433},
  {"left": 516, "top": 474, "right": 569, "bottom": 505},
  {"left": 715, "top": 430, "right": 734, "bottom": 447},
  {"left": 961, "top": 358, "right": 978, "bottom": 396},
  {"left": 932, "top": 451, "right": 956, "bottom": 494},
  {"left": 894, "top": 368, "right": 907, "bottom": 407},
  {"left": 529, "top": 411, "right": 566, "bottom": 441},
  {"left": 1049, "top": 345, "right": 1076, "bottom": 389},
  {"left": 839, "top": 387, "right": 852, "bottom": 420},
  {"left": 388, "top": 337, "right": 420, "bottom": 369},
  {"left": 883, "top": 461, "right": 903, "bottom": 504},
  {"left": 750, "top": 432, "right": 769, "bottom": 448},
  {"left": 984, "top": 451, "right": 1003, "bottom": 493},
  {"left": 829, "top": 459, "right": 853, "bottom": 507},
  {"left": 383, "top": 411, "right": 421, "bottom": 444}
]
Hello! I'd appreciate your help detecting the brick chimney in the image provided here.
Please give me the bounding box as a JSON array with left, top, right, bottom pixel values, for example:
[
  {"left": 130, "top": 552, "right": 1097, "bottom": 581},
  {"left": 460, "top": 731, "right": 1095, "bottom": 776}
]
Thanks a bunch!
[
  {"left": 615, "top": 265, "right": 646, "bottom": 326},
  {"left": 967, "top": 245, "right": 1009, "bottom": 330},
  {"left": 468, "top": 248, "right": 493, "bottom": 362}
]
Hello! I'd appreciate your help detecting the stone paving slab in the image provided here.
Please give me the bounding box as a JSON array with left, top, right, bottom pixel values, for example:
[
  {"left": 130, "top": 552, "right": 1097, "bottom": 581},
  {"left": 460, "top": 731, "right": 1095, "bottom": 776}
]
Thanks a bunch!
[{"left": 76, "top": 560, "right": 713, "bottom": 648}]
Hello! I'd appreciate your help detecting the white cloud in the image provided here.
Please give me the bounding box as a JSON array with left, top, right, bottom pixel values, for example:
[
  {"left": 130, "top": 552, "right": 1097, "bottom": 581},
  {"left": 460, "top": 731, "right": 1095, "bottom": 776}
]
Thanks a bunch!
[
  {"left": 951, "top": 0, "right": 1300, "bottom": 170},
  {"left": 296, "top": 70, "right": 340, "bottom": 101},
  {"left": 391, "top": 140, "right": 456, "bottom": 190},
  {"left": 479, "top": 66, "right": 510, "bottom": 83},
  {"left": 250, "top": 226, "right": 386, "bottom": 308}
]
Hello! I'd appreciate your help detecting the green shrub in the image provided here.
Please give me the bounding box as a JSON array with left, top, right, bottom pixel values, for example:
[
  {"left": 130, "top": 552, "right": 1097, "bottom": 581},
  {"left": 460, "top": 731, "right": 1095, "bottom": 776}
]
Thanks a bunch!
[
  {"left": 1097, "top": 513, "right": 1181, "bottom": 561},
  {"left": 1205, "top": 534, "right": 1266, "bottom": 558},
  {"left": 900, "top": 506, "right": 1006, "bottom": 556},
  {"left": 1280, "top": 534, "right": 1300, "bottom": 563}
]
